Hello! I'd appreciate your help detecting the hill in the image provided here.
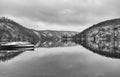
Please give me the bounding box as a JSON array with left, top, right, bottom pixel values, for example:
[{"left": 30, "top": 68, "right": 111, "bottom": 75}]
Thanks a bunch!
[{"left": 0, "top": 17, "right": 78, "bottom": 46}]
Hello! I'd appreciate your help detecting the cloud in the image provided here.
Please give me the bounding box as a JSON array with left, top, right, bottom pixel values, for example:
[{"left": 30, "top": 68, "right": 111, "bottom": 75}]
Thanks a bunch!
[{"left": 0, "top": 0, "right": 120, "bottom": 26}]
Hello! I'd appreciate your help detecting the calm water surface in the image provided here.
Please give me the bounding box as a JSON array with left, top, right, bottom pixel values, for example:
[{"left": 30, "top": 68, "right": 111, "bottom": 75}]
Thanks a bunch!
[{"left": 0, "top": 46, "right": 120, "bottom": 77}]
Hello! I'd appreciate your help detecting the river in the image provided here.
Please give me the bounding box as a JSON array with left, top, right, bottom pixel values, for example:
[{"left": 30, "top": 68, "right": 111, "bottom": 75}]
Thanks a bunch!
[{"left": 0, "top": 46, "right": 120, "bottom": 77}]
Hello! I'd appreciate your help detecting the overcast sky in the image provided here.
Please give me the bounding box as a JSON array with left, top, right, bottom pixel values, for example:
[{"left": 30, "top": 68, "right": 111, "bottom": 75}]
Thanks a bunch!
[{"left": 0, "top": 0, "right": 120, "bottom": 31}]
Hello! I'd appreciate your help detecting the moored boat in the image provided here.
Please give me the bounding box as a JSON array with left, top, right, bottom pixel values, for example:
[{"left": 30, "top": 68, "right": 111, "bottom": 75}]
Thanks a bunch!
[{"left": 0, "top": 42, "right": 35, "bottom": 50}]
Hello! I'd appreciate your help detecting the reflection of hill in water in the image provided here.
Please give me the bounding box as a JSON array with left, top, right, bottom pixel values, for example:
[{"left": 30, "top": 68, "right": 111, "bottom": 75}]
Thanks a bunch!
[
  {"left": 0, "top": 50, "right": 24, "bottom": 62},
  {"left": 37, "top": 38, "right": 77, "bottom": 48},
  {"left": 0, "top": 40, "right": 77, "bottom": 62},
  {"left": 0, "top": 17, "right": 78, "bottom": 62},
  {"left": 74, "top": 18, "right": 120, "bottom": 59},
  {"left": 1, "top": 17, "right": 120, "bottom": 60}
]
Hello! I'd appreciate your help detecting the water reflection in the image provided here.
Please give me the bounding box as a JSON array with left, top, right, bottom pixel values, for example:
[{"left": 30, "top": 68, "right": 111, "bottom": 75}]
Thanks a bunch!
[
  {"left": 1, "top": 18, "right": 120, "bottom": 77},
  {"left": 2, "top": 17, "right": 120, "bottom": 61},
  {"left": 74, "top": 18, "right": 120, "bottom": 58},
  {"left": 0, "top": 50, "right": 24, "bottom": 62},
  {"left": 36, "top": 39, "right": 77, "bottom": 48},
  {"left": 0, "top": 39, "right": 78, "bottom": 62},
  {"left": 2, "top": 18, "right": 120, "bottom": 62}
]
